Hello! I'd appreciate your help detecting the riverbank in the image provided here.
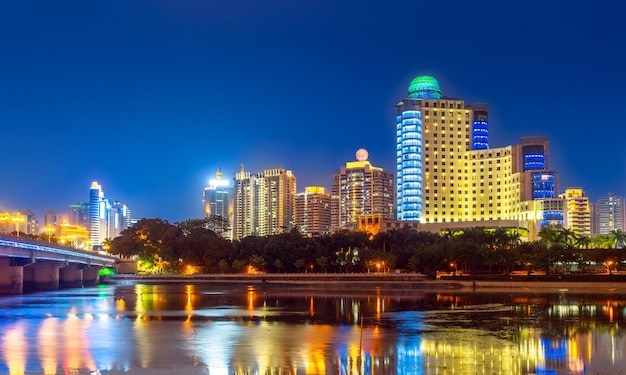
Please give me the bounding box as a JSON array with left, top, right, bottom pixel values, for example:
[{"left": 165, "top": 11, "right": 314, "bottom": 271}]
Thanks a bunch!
[{"left": 102, "top": 273, "right": 626, "bottom": 294}]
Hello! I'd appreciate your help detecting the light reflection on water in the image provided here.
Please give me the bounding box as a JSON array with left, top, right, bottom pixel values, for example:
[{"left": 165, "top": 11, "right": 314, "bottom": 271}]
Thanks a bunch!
[{"left": 0, "top": 284, "right": 625, "bottom": 374}]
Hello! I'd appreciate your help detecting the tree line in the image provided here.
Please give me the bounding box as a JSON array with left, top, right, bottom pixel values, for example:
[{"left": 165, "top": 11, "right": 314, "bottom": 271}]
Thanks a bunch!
[{"left": 107, "top": 216, "right": 626, "bottom": 276}]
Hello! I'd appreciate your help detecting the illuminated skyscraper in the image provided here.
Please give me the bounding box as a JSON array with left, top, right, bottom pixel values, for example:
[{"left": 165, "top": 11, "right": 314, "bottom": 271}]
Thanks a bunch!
[
  {"left": 331, "top": 149, "right": 395, "bottom": 231},
  {"left": 89, "top": 181, "right": 105, "bottom": 248},
  {"left": 233, "top": 165, "right": 296, "bottom": 239},
  {"left": 89, "top": 181, "right": 131, "bottom": 249},
  {"left": 395, "top": 75, "right": 491, "bottom": 222},
  {"left": 296, "top": 186, "right": 331, "bottom": 236},
  {"left": 560, "top": 188, "right": 591, "bottom": 237},
  {"left": 394, "top": 75, "right": 561, "bottom": 240},
  {"left": 203, "top": 167, "right": 233, "bottom": 239}
]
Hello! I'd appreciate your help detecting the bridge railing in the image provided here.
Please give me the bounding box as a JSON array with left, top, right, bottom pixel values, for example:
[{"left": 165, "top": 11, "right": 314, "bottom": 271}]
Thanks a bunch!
[{"left": 0, "top": 234, "right": 118, "bottom": 265}]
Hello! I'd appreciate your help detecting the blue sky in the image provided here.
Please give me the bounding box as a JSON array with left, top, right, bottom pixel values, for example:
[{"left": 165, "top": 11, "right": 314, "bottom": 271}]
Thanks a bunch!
[{"left": 0, "top": 0, "right": 625, "bottom": 223}]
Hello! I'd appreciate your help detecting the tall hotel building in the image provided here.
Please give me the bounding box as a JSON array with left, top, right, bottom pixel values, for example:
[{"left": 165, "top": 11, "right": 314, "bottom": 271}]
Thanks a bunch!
[
  {"left": 89, "top": 181, "right": 131, "bottom": 249},
  {"left": 233, "top": 166, "right": 296, "bottom": 240},
  {"left": 203, "top": 167, "right": 233, "bottom": 238},
  {"left": 395, "top": 75, "right": 561, "bottom": 240},
  {"left": 296, "top": 186, "right": 331, "bottom": 236},
  {"left": 331, "top": 149, "right": 395, "bottom": 231}
]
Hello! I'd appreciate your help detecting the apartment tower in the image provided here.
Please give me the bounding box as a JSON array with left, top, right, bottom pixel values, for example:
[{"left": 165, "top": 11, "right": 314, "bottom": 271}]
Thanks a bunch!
[
  {"left": 560, "top": 188, "right": 591, "bottom": 237},
  {"left": 296, "top": 186, "right": 331, "bottom": 236},
  {"left": 233, "top": 165, "right": 296, "bottom": 239},
  {"left": 331, "top": 149, "right": 395, "bottom": 231}
]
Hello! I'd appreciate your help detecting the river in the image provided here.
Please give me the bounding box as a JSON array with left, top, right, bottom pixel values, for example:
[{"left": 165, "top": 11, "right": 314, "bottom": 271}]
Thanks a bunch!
[{"left": 1, "top": 282, "right": 625, "bottom": 374}]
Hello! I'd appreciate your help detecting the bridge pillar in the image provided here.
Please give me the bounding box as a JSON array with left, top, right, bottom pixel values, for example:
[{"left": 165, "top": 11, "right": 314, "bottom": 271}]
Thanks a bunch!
[
  {"left": 0, "top": 266, "right": 23, "bottom": 295},
  {"left": 60, "top": 264, "right": 84, "bottom": 288},
  {"left": 24, "top": 262, "right": 60, "bottom": 291},
  {"left": 82, "top": 266, "right": 101, "bottom": 286}
]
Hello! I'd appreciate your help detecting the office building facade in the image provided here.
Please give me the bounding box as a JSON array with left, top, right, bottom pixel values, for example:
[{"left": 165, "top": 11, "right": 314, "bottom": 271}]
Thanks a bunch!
[{"left": 593, "top": 193, "right": 626, "bottom": 235}]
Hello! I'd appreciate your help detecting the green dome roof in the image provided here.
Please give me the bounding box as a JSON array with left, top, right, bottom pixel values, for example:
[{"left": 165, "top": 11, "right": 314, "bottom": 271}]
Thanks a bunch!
[{"left": 408, "top": 75, "right": 442, "bottom": 99}]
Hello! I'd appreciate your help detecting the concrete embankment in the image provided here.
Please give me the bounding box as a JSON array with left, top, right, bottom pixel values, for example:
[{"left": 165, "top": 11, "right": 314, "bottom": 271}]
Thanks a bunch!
[{"left": 103, "top": 273, "right": 626, "bottom": 294}]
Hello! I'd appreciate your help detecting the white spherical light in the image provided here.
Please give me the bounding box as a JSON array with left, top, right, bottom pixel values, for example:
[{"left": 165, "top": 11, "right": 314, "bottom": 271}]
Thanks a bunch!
[{"left": 356, "top": 148, "right": 369, "bottom": 161}]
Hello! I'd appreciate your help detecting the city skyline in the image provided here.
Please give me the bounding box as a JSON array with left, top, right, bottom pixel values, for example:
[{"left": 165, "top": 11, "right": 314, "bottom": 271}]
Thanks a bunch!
[{"left": 0, "top": 0, "right": 624, "bottom": 223}]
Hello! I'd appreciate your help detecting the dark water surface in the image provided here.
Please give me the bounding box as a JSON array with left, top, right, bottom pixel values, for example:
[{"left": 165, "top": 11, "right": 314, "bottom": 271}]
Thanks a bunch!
[{"left": 1, "top": 283, "right": 625, "bottom": 374}]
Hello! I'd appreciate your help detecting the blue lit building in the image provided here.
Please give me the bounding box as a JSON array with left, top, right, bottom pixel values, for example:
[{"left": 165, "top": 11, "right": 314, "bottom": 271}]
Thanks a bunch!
[
  {"left": 519, "top": 137, "right": 564, "bottom": 228},
  {"left": 395, "top": 75, "right": 490, "bottom": 222},
  {"left": 393, "top": 75, "right": 563, "bottom": 241},
  {"left": 88, "top": 181, "right": 132, "bottom": 250}
]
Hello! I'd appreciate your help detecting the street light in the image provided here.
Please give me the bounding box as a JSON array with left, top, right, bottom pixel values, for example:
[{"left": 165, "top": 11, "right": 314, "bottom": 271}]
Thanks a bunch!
[
  {"left": 12, "top": 215, "right": 24, "bottom": 237},
  {"left": 44, "top": 225, "right": 54, "bottom": 243},
  {"left": 450, "top": 262, "right": 457, "bottom": 276},
  {"left": 607, "top": 260, "right": 614, "bottom": 275}
]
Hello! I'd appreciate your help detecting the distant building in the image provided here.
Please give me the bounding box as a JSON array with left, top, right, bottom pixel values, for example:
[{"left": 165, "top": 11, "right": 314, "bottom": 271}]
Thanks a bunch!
[
  {"left": 296, "top": 186, "right": 331, "bottom": 236},
  {"left": 331, "top": 149, "right": 395, "bottom": 232},
  {"left": 68, "top": 202, "right": 89, "bottom": 228},
  {"left": 233, "top": 165, "right": 296, "bottom": 239},
  {"left": 58, "top": 224, "right": 90, "bottom": 250},
  {"left": 0, "top": 210, "right": 37, "bottom": 236},
  {"left": 43, "top": 209, "right": 57, "bottom": 228},
  {"left": 89, "top": 181, "right": 132, "bottom": 249},
  {"left": 560, "top": 188, "right": 591, "bottom": 237},
  {"left": 108, "top": 201, "right": 131, "bottom": 239},
  {"left": 593, "top": 193, "right": 626, "bottom": 235},
  {"left": 203, "top": 167, "right": 233, "bottom": 239}
]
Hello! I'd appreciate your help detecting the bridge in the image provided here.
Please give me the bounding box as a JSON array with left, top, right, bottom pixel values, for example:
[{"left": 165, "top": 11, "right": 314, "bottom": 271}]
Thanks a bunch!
[{"left": 0, "top": 234, "right": 129, "bottom": 295}]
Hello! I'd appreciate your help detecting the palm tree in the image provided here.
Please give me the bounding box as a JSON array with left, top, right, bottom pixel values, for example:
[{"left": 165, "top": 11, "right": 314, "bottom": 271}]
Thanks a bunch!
[
  {"left": 610, "top": 229, "right": 626, "bottom": 249},
  {"left": 574, "top": 235, "right": 592, "bottom": 249},
  {"left": 556, "top": 228, "right": 577, "bottom": 248},
  {"left": 538, "top": 225, "right": 559, "bottom": 248}
]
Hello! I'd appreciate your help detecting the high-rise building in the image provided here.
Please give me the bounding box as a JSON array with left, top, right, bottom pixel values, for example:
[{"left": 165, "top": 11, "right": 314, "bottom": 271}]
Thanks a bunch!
[
  {"left": 233, "top": 165, "right": 296, "bottom": 239},
  {"left": 89, "top": 181, "right": 105, "bottom": 248},
  {"left": 203, "top": 167, "right": 233, "bottom": 238},
  {"left": 296, "top": 186, "right": 331, "bottom": 236},
  {"left": 89, "top": 181, "right": 132, "bottom": 249},
  {"left": 560, "top": 188, "right": 591, "bottom": 237},
  {"left": 108, "top": 201, "right": 131, "bottom": 240},
  {"left": 394, "top": 75, "right": 562, "bottom": 240},
  {"left": 68, "top": 202, "right": 89, "bottom": 227},
  {"left": 43, "top": 209, "right": 57, "bottom": 228},
  {"left": 331, "top": 149, "right": 395, "bottom": 231},
  {"left": 593, "top": 193, "right": 626, "bottom": 235}
]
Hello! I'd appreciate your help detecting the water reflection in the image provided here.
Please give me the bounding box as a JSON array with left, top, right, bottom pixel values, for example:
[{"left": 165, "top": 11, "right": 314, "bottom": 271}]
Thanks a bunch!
[{"left": 1, "top": 285, "right": 626, "bottom": 374}]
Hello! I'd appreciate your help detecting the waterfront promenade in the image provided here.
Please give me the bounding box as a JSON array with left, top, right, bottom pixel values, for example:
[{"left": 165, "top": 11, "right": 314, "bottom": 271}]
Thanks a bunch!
[{"left": 103, "top": 273, "right": 626, "bottom": 294}]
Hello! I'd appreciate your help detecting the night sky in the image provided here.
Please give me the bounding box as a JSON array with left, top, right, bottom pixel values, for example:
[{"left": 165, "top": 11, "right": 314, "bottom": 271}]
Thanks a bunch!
[{"left": 1, "top": 0, "right": 624, "bottom": 224}]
